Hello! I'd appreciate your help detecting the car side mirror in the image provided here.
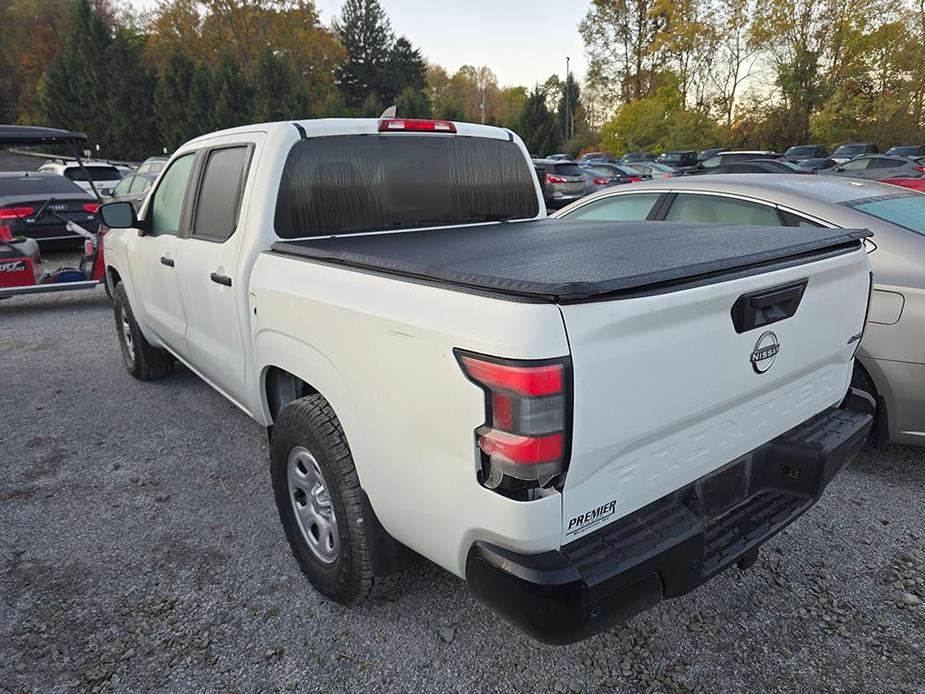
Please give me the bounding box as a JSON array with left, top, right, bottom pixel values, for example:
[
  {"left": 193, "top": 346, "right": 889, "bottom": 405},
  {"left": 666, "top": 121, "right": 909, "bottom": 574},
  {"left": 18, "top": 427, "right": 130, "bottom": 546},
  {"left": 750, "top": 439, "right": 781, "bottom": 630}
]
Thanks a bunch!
[{"left": 99, "top": 200, "right": 138, "bottom": 229}]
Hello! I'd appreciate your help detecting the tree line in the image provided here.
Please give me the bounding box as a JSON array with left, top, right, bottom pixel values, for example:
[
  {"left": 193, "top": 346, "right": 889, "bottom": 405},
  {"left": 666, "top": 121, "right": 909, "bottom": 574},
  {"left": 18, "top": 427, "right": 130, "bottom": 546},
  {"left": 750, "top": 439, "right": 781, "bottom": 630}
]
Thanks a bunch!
[
  {"left": 2, "top": 0, "right": 919, "bottom": 161},
  {"left": 0, "top": 0, "right": 586, "bottom": 160},
  {"left": 580, "top": 0, "right": 925, "bottom": 154}
]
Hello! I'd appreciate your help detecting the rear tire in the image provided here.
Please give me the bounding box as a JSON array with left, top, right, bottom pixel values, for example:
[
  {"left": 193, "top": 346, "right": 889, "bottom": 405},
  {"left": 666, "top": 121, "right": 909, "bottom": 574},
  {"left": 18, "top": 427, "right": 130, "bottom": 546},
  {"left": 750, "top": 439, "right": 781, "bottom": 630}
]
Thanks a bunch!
[
  {"left": 270, "top": 394, "right": 391, "bottom": 604},
  {"left": 111, "top": 282, "right": 174, "bottom": 381}
]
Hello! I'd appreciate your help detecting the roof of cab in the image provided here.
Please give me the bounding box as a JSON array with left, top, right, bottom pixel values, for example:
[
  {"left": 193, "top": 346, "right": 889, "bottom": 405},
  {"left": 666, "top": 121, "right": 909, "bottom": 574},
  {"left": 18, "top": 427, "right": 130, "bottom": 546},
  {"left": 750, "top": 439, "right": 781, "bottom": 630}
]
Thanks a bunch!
[{"left": 182, "top": 118, "right": 515, "bottom": 148}]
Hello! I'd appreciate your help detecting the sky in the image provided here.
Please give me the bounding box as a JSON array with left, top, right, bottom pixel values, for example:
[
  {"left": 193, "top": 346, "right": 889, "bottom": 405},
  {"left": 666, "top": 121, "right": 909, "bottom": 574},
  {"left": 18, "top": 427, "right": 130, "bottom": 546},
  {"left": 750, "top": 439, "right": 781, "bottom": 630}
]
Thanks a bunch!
[{"left": 126, "top": 0, "right": 589, "bottom": 88}]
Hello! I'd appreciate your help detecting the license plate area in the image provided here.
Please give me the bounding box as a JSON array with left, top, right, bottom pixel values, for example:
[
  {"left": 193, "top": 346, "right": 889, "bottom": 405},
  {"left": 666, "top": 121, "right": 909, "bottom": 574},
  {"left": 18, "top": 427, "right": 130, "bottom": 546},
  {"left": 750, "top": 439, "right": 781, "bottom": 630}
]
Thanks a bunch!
[{"left": 691, "top": 454, "right": 751, "bottom": 523}]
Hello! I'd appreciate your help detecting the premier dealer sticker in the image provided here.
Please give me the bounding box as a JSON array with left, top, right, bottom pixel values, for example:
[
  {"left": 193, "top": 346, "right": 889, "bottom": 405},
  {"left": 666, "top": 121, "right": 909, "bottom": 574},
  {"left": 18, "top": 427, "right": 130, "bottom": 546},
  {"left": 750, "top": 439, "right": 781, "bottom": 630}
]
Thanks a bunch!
[{"left": 566, "top": 499, "right": 617, "bottom": 537}]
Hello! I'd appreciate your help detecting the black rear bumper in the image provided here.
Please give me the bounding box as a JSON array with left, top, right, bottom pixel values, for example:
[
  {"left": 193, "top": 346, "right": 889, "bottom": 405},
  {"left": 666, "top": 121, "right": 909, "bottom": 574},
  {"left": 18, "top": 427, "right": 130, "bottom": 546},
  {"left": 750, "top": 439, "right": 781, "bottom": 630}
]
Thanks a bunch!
[{"left": 465, "top": 390, "right": 874, "bottom": 645}]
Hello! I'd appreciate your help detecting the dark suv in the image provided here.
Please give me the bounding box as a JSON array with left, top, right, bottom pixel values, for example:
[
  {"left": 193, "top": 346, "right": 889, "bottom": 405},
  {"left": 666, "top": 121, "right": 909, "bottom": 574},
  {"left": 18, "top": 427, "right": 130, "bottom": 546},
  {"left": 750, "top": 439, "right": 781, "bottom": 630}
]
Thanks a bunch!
[
  {"left": 831, "top": 143, "right": 878, "bottom": 163},
  {"left": 783, "top": 144, "right": 828, "bottom": 162},
  {"left": 657, "top": 150, "right": 698, "bottom": 169}
]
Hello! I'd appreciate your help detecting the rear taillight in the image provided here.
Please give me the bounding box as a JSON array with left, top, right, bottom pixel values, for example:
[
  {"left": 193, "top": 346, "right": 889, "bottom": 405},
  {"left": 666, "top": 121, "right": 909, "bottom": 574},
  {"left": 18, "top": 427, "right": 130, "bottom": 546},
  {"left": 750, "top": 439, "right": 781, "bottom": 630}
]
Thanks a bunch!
[
  {"left": 0, "top": 206, "right": 34, "bottom": 220},
  {"left": 0, "top": 224, "right": 12, "bottom": 241},
  {"left": 593, "top": 178, "right": 608, "bottom": 185},
  {"left": 457, "top": 350, "right": 571, "bottom": 495},
  {"left": 912, "top": 166, "right": 925, "bottom": 173},
  {"left": 83, "top": 203, "right": 100, "bottom": 214},
  {"left": 628, "top": 176, "right": 641, "bottom": 183},
  {"left": 546, "top": 173, "right": 567, "bottom": 184},
  {"left": 378, "top": 118, "right": 456, "bottom": 133}
]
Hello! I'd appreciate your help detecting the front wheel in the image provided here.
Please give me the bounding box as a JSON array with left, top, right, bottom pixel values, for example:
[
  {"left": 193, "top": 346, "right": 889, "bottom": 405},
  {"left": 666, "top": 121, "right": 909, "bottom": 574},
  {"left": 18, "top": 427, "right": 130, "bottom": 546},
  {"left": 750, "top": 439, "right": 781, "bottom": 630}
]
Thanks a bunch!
[
  {"left": 111, "top": 283, "right": 174, "bottom": 381},
  {"left": 270, "top": 394, "right": 390, "bottom": 604}
]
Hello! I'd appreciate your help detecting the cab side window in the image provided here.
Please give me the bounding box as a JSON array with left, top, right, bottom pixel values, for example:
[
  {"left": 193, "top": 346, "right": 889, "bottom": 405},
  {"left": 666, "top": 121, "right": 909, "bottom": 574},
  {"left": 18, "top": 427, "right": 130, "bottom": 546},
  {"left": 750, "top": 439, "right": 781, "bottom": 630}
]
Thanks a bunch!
[
  {"left": 192, "top": 146, "right": 250, "bottom": 243},
  {"left": 149, "top": 154, "right": 195, "bottom": 236}
]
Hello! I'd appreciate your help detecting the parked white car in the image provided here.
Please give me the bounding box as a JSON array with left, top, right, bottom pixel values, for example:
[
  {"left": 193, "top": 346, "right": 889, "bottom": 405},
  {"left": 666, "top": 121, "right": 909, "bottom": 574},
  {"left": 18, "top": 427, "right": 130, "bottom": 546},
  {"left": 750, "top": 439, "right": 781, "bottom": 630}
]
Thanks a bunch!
[
  {"left": 38, "top": 160, "right": 123, "bottom": 196},
  {"left": 99, "top": 118, "right": 874, "bottom": 643}
]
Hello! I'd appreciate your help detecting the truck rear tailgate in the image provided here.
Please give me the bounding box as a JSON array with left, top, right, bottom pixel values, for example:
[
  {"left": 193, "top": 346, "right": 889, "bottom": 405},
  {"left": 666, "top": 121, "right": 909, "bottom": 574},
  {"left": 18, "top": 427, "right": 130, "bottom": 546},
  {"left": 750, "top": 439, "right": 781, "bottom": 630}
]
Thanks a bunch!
[{"left": 559, "top": 245, "right": 871, "bottom": 544}]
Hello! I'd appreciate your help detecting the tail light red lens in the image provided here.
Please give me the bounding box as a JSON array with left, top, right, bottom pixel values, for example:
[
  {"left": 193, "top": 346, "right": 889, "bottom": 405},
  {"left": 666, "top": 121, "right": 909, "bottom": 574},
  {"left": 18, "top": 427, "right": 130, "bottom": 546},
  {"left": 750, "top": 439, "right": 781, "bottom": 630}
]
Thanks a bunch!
[
  {"left": 0, "top": 206, "right": 35, "bottom": 220},
  {"left": 0, "top": 224, "right": 12, "bottom": 241},
  {"left": 378, "top": 118, "right": 456, "bottom": 133},
  {"left": 83, "top": 203, "right": 100, "bottom": 214},
  {"left": 628, "top": 176, "right": 641, "bottom": 183},
  {"left": 912, "top": 166, "right": 925, "bottom": 173},
  {"left": 457, "top": 350, "right": 571, "bottom": 494},
  {"left": 546, "top": 173, "right": 567, "bottom": 184},
  {"left": 593, "top": 178, "right": 608, "bottom": 185}
]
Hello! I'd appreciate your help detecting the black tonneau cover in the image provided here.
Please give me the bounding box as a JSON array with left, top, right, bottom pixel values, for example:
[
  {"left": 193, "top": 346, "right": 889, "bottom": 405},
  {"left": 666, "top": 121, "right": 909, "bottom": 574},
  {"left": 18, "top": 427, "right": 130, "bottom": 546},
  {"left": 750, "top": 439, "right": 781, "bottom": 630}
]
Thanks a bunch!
[{"left": 271, "top": 219, "right": 870, "bottom": 302}]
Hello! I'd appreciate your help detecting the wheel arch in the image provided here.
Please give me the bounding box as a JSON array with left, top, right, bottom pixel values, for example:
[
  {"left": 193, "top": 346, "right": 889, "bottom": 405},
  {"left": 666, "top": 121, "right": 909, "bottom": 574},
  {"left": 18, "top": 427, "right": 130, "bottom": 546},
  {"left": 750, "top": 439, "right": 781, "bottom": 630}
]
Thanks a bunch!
[{"left": 853, "top": 356, "right": 891, "bottom": 445}]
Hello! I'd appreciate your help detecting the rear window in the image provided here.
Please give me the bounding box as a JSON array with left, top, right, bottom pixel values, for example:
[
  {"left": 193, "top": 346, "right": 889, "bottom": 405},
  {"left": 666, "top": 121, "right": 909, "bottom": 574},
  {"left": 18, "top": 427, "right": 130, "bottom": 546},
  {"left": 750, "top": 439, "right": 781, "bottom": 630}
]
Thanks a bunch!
[
  {"left": 275, "top": 135, "right": 539, "bottom": 238},
  {"left": 552, "top": 163, "right": 582, "bottom": 176},
  {"left": 786, "top": 146, "right": 813, "bottom": 156},
  {"left": 65, "top": 166, "right": 122, "bottom": 182},
  {"left": 0, "top": 174, "right": 86, "bottom": 196},
  {"left": 844, "top": 194, "right": 925, "bottom": 236}
]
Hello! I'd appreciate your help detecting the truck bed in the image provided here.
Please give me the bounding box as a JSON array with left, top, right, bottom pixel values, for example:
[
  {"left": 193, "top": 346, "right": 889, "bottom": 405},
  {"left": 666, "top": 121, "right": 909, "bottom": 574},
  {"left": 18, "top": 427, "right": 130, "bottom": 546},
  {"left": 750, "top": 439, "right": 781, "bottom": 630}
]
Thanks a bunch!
[{"left": 271, "top": 219, "right": 870, "bottom": 302}]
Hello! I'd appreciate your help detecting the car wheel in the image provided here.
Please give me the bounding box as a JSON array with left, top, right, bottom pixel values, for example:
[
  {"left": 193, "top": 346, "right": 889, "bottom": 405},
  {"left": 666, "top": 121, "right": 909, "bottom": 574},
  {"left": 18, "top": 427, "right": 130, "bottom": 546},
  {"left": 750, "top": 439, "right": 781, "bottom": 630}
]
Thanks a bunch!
[
  {"left": 111, "top": 283, "right": 174, "bottom": 381},
  {"left": 270, "top": 394, "right": 394, "bottom": 604}
]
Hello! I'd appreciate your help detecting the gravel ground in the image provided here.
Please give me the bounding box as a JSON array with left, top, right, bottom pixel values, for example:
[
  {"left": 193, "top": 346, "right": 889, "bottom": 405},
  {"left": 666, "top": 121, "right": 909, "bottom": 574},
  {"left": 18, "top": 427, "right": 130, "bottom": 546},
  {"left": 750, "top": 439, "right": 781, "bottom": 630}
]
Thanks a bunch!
[{"left": 1, "top": 279, "right": 924, "bottom": 693}]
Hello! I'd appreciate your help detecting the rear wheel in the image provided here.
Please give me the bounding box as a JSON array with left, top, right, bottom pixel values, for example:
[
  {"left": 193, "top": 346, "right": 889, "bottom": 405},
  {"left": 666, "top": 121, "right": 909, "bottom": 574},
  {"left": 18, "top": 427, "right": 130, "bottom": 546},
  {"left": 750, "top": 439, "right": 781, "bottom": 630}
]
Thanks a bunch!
[
  {"left": 111, "top": 283, "right": 174, "bottom": 381},
  {"left": 270, "top": 394, "right": 391, "bottom": 604}
]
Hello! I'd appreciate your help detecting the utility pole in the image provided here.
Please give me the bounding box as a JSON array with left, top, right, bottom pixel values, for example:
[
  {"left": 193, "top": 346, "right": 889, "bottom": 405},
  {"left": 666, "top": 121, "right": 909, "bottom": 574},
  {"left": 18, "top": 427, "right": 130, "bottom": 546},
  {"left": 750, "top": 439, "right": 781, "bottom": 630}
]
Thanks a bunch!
[{"left": 565, "top": 56, "right": 570, "bottom": 145}]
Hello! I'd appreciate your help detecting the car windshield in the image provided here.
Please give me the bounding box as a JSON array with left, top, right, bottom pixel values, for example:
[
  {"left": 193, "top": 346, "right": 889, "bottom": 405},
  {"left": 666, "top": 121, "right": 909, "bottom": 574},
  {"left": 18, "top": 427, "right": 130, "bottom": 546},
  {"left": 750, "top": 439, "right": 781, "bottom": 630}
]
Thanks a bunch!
[
  {"left": 886, "top": 147, "right": 918, "bottom": 156},
  {"left": 844, "top": 194, "right": 925, "bottom": 236},
  {"left": 275, "top": 134, "right": 539, "bottom": 237},
  {"left": 776, "top": 160, "right": 805, "bottom": 171},
  {"left": 65, "top": 166, "right": 122, "bottom": 182},
  {"left": 660, "top": 153, "right": 682, "bottom": 162},
  {"left": 582, "top": 167, "right": 613, "bottom": 178},
  {"left": 787, "top": 147, "right": 814, "bottom": 156}
]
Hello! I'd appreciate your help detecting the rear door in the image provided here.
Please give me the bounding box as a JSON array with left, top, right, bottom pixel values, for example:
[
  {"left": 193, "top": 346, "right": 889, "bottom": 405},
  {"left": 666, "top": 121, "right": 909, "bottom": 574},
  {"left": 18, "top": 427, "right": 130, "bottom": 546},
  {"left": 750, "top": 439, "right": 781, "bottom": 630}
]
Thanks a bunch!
[{"left": 174, "top": 140, "right": 256, "bottom": 403}]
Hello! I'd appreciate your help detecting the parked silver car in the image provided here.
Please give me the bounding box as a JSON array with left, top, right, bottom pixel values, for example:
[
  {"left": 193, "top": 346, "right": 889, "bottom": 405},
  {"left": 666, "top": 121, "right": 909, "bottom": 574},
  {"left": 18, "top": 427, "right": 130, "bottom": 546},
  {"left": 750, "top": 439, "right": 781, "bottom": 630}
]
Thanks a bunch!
[
  {"left": 819, "top": 154, "right": 925, "bottom": 182},
  {"left": 554, "top": 175, "right": 925, "bottom": 446}
]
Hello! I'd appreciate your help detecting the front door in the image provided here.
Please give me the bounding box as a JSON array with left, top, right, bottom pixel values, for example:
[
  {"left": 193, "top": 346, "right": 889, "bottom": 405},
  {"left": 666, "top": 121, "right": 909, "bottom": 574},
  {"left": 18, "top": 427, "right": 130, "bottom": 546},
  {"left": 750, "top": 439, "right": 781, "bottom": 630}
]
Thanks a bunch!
[{"left": 130, "top": 152, "right": 196, "bottom": 354}]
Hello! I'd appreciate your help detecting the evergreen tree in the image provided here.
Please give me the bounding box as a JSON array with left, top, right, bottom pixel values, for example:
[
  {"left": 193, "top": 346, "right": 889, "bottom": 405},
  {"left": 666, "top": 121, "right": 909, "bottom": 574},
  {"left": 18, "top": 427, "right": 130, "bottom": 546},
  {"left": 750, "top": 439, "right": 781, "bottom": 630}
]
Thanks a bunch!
[
  {"left": 154, "top": 51, "right": 194, "bottom": 151},
  {"left": 210, "top": 51, "right": 252, "bottom": 131},
  {"left": 41, "top": 0, "right": 111, "bottom": 146},
  {"left": 252, "top": 48, "right": 310, "bottom": 122},
  {"left": 557, "top": 73, "right": 581, "bottom": 142},
  {"left": 382, "top": 36, "right": 426, "bottom": 106},
  {"left": 334, "top": 0, "right": 394, "bottom": 108},
  {"left": 395, "top": 86, "right": 431, "bottom": 119},
  {"left": 104, "top": 31, "right": 159, "bottom": 159},
  {"left": 517, "top": 87, "right": 560, "bottom": 156}
]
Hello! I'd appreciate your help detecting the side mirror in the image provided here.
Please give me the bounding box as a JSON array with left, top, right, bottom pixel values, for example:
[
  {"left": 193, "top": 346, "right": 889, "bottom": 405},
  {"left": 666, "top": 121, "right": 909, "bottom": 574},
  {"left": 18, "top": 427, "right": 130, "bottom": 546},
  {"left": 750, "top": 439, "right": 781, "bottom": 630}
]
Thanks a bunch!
[{"left": 99, "top": 200, "right": 138, "bottom": 229}]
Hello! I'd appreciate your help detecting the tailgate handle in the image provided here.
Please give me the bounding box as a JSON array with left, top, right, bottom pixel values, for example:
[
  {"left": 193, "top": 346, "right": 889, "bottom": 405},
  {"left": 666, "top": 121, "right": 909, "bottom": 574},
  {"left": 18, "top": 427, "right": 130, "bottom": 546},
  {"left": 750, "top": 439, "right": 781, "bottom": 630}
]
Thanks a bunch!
[{"left": 731, "top": 279, "right": 807, "bottom": 333}]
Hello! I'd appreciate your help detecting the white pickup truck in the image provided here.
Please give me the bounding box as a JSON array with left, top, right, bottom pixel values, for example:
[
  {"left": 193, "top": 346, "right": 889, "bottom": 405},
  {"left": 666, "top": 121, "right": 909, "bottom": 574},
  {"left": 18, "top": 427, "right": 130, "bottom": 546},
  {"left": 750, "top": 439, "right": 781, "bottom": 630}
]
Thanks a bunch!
[{"left": 100, "top": 118, "right": 875, "bottom": 644}]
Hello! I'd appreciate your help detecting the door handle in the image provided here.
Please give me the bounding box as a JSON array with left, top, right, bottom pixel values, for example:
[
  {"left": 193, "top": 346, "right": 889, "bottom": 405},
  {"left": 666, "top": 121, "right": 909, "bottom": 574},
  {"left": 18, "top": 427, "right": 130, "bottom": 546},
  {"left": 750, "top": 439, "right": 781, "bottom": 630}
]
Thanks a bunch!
[
  {"left": 160, "top": 256, "right": 174, "bottom": 267},
  {"left": 210, "top": 272, "right": 232, "bottom": 287}
]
